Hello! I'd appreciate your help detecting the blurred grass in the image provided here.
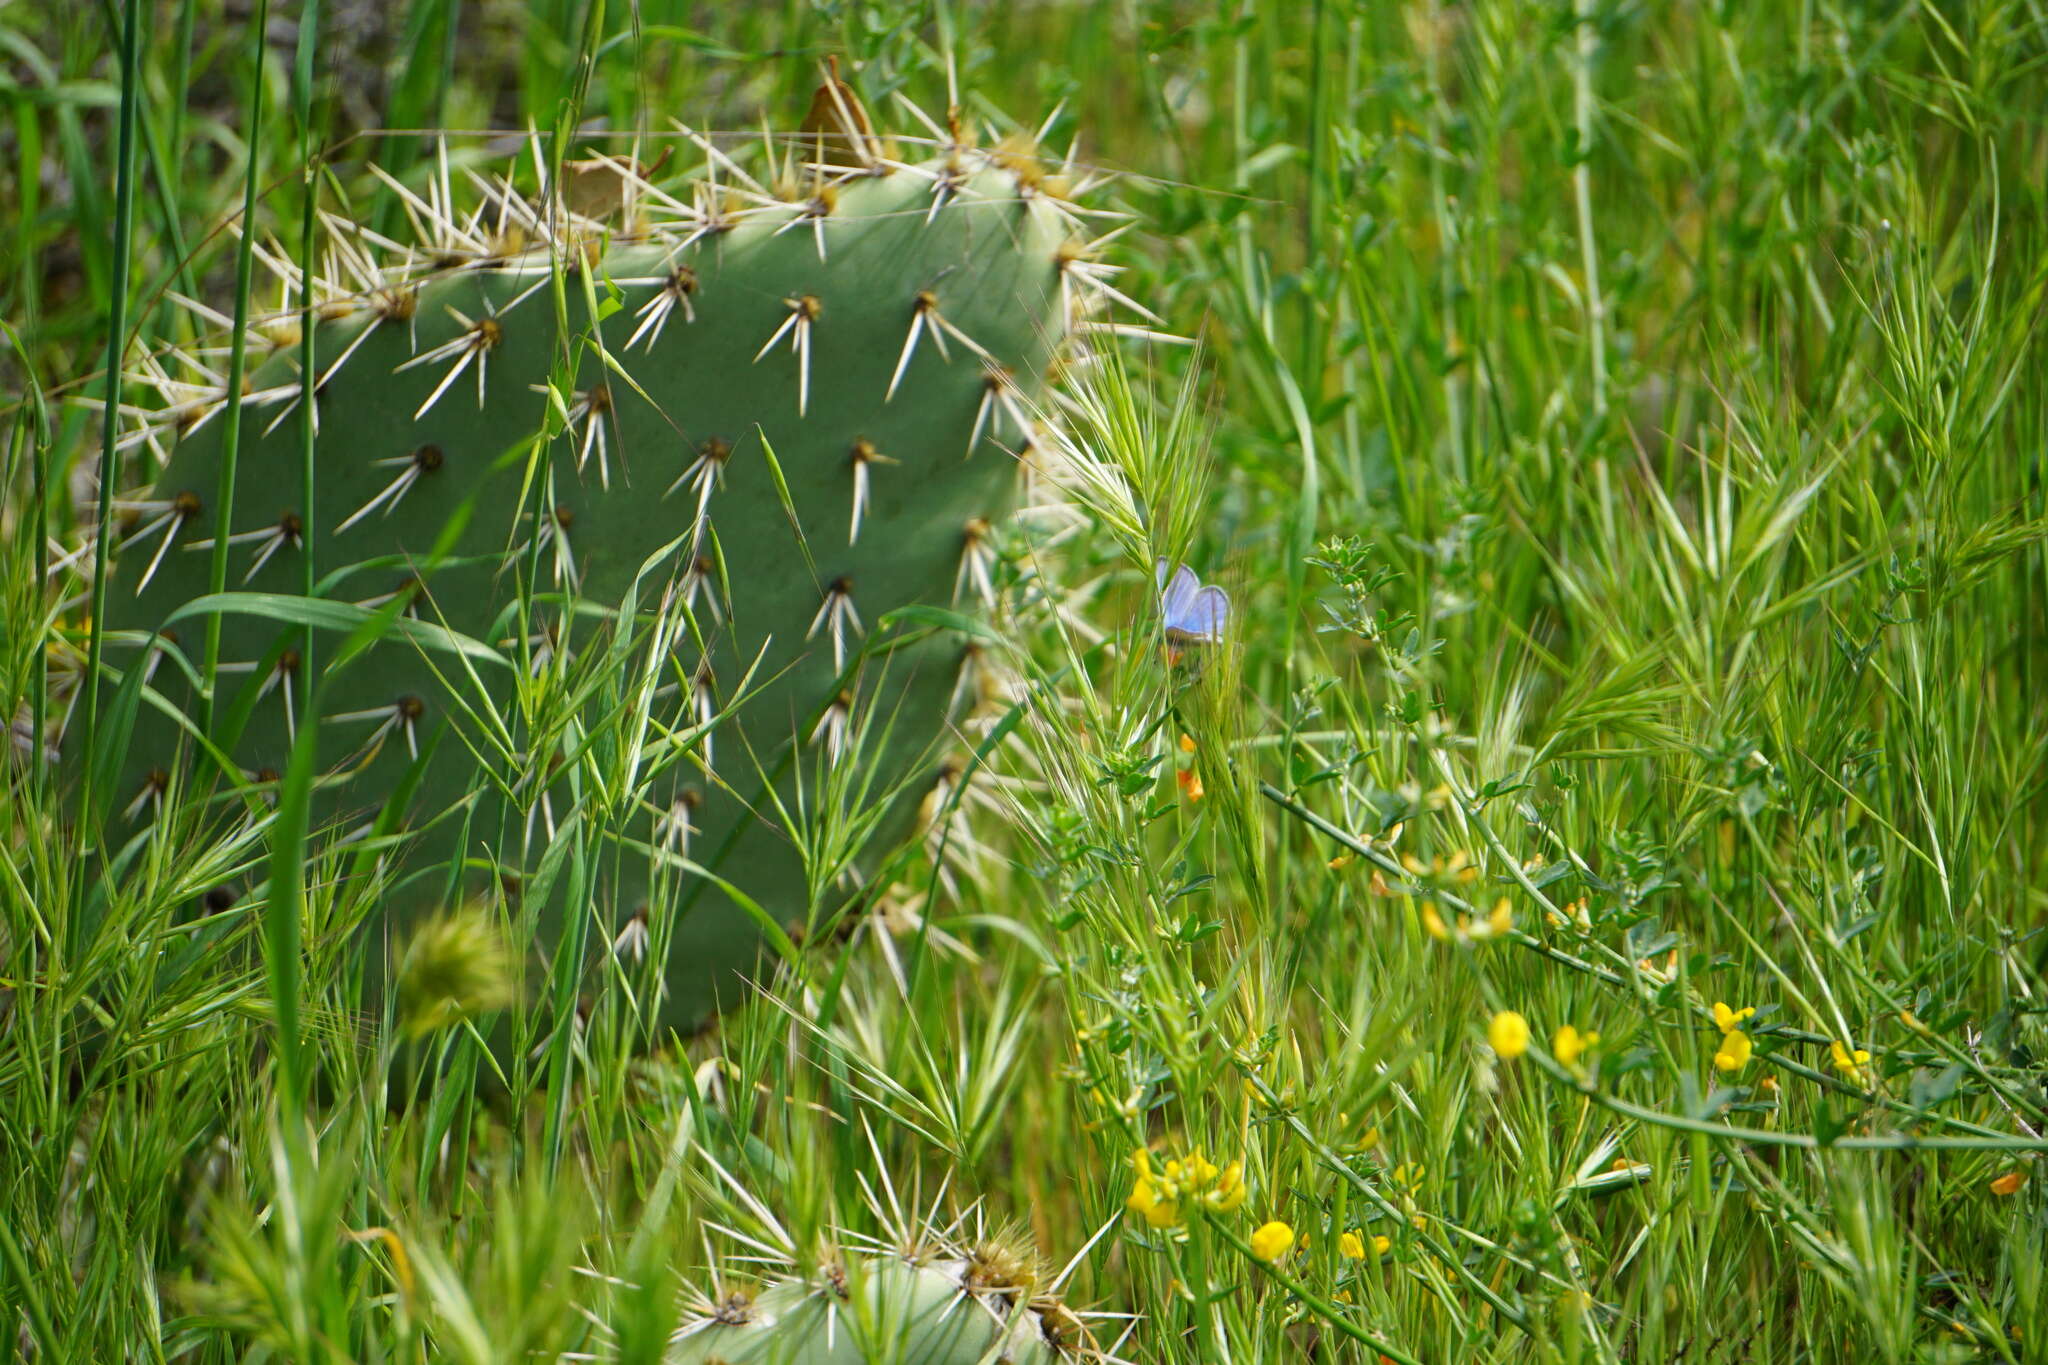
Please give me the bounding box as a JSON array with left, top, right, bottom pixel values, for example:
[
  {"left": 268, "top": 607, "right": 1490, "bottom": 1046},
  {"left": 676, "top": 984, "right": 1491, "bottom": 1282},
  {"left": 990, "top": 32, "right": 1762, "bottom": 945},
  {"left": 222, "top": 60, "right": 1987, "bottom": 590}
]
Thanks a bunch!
[{"left": 5, "top": 1, "right": 2048, "bottom": 1362}]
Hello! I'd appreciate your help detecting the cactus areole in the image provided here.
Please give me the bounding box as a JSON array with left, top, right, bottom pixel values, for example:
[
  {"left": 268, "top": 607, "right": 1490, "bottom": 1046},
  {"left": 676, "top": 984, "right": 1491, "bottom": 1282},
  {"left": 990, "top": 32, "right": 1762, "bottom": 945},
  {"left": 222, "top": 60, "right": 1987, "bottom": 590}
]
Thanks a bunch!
[{"left": 72, "top": 107, "right": 1130, "bottom": 1037}]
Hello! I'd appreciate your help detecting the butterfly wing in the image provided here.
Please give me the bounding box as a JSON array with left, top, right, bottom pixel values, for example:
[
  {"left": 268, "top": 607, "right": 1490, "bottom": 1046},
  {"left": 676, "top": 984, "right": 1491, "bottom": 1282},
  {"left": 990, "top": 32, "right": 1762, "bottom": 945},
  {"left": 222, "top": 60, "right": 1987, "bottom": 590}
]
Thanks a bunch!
[
  {"left": 1158, "top": 562, "right": 1201, "bottom": 628},
  {"left": 1185, "top": 584, "right": 1230, "bottom": 643}
]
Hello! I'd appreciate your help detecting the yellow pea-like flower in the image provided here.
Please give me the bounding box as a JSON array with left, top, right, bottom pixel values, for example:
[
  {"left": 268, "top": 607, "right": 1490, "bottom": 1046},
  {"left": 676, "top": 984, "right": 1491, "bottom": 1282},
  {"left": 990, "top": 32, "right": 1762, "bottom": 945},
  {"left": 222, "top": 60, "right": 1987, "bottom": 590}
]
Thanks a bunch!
[
  {"left": 1204, "top": 1160, "right": 1248, "bottom": 1213},
  {"left": 1713, "top": 1029, "right": 1752, "bottom": 1073},
  {"left": 1553, "top": 1024, "right": 1599, "bottom": 1067},
  {"left": 1143, "top": 1197, "right": 1182, "bottom": 1229},
  {"left": 1830, "top": 1040, "right": 1873, "bottom": 1082},
  {"left": 1712, "top": 1002, "right": 1755, "bottom": 1034},
  {"left": 1249, "top": 1221, "right": 1295, "bottom": 1263},
  {"left": 1487, "top": 898, "right": 1514, "bottom": 936},
  {"left": 1489, "top": 1010, "right": 1530, "bottom": 1060}
]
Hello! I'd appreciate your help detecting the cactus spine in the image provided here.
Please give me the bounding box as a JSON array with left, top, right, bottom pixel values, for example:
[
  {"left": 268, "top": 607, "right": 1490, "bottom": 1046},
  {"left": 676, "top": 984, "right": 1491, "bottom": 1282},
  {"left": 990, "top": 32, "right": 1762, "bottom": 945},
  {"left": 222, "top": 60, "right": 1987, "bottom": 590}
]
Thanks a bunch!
[{"left": 68, "top": 99, "right": 1132, "bottom": 1034}]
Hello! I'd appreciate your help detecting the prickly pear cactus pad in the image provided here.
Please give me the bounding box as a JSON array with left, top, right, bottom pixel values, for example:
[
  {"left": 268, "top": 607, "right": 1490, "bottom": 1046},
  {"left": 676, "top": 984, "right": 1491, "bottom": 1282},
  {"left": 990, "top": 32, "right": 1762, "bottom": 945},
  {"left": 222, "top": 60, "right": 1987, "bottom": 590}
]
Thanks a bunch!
[
  {"left": 667, "top": 1226, "right": 1108, "bottom": 1365},
  {"left": 70, "top": 111, "right": 1138, "bottom": 1037}
]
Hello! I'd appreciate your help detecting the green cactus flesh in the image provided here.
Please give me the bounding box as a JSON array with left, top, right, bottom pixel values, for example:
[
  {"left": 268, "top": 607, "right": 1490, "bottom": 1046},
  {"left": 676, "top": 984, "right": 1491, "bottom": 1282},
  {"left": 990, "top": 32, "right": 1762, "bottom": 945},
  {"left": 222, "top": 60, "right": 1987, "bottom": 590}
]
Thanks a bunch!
[
  {"left": 83, "top": 146, "right": 1089, "bottom": 1034},
  {"left": 669, "top": 1245, "right": 1090, "bottom": 1365}
]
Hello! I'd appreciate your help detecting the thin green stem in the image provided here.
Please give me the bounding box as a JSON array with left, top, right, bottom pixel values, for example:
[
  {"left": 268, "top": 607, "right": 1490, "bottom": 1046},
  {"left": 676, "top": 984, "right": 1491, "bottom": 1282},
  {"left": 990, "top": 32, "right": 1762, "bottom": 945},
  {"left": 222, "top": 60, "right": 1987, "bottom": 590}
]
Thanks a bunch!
[
  {"left": 201, "top": 0, "right": 273, "bottom": 736},
  {"left": 1571, "top": 0, "right": 1607, "bottom": 417},
  {"left": 77, "top": 0, "right": 146, "bottom": 844}
]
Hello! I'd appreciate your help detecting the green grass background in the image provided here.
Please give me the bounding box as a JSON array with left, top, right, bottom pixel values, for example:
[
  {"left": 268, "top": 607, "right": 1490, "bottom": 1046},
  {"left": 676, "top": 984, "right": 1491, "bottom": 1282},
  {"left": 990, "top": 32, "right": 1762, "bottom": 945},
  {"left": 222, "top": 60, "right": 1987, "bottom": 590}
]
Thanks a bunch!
[{"left": 4, "top": 1, "right": 2048, "bottom": 1361}]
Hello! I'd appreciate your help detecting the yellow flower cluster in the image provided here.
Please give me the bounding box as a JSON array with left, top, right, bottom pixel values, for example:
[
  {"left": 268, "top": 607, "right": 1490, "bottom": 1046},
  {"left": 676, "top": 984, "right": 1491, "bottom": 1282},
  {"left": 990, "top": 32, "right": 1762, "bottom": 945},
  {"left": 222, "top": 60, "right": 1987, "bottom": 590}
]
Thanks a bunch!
[
  {"left": 1126, "top": 1148, "right": 1248, "bottom": 1229},
  {"left": 1546, "top": 897, "right": 1593, "bottom": 931},
  {"left": 1830, "top": 1040, "right": 1873, "bottom": 1087},
  {"left": 1403, "top": 848, "right": 1479, "bottom": 883},
  {"left": 1422, "top": 897, "right": 1515, "bottom": 945},
  {"left": 1711, "top": 1002, "right": 1754, "bottom": 1074},
  {"left": 1338, "top": 1230, "right": 1393, "bottom": 1259},
  {"left": 1553, "top": 1024, "right": 1599, "bottom": 1068}
]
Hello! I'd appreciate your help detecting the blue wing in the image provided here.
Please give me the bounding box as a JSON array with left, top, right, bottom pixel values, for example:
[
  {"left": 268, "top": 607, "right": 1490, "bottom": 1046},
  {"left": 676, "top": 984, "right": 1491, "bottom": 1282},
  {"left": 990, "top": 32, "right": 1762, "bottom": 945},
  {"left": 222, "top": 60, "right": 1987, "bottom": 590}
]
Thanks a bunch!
[
  {"left": 1183, "top": 584, "right": 1229, "bottom": 642},
  {"left": 1158, "top": 561, "right": 1201, "bottom": 625}
]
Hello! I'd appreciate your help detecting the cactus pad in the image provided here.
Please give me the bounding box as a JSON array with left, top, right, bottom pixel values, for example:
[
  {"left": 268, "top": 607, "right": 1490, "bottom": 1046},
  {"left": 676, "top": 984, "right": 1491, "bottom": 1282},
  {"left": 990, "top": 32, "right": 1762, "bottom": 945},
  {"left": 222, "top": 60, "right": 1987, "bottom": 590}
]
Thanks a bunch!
[
  {"left": 68, "top": 112, "right": 1134, "bottom": 1036},
  {"left": 668, "top": 1226, "right": 1105, "bottom": 1365}
]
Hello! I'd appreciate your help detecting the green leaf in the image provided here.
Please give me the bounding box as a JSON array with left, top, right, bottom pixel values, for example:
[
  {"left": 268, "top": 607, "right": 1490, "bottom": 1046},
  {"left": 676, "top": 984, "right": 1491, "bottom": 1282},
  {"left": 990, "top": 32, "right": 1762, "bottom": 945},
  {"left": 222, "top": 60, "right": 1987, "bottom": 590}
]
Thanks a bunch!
[
  {"left": 1908, "top": 1063, "right": 1965, "bottom": 1112},
  {"left": 161, "top": 592, "right": 511, "bottom": 668}
]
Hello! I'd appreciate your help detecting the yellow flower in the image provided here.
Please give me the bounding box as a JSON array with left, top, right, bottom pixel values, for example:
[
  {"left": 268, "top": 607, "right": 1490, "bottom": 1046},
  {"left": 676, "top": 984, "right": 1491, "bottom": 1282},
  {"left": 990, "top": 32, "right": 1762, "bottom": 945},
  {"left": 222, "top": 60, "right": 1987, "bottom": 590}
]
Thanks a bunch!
[
  {"left": 1203, "top": 1159, "right": 1248, "bottom": 1213},
  {"left": 1125, "top": 1177, "right": 1175, "bottom": 1227},
  {"left": 1176, "top": 766, "right": 1205, "bottom": 801},
  {"left": 1552, "top": 1024, "right": 1598, "bottom": 1067},
  {"left": 1547, "top": 897, "right": 1593, "bottom": 930},
  {"left": 1421, "top": 902, "right": 1449, "bottom": 941},
  {"left": 1713, "top": 1029, "right": 1752, "bottom": 1073},
  {"left": 1341, "top": 1230, "right": 1392, "bottom": 1258},
  {"left": 1415, "top": 875, "right": 1517, "bottom": 944},
  {"left": 1486, "top": 898, "right": 1514, "bottom": 936},
  {"left": 1830, "top": 1040, "right": 1873, "bottom": 1083},
  {"left": 1990, "top": 1170, "right": 2025, "bottom": 1197},
  {"left": 1445, "top": 848, "right": 1476, "bottom": 883},
  {"left": 1332, "top": 1113, "right": 1380, "bottom": 1154},
  {"left": 1249, "top": 1221, "right": 1295, "bottom": 1263},
  {"left": 1129, "top": 1146, "right": 1249, "bottom": 1227},
  {"left": 1712, "top": 1002, "right": 1755, "bottom": 1034},
  {"left": 1141, "top": 1198, "right": 1181, "bottom": 1229},
  {"left": 1489, "top": 1010, "right": 1530, "bottom": 1060},
  {"left": 1126, "top": 1148, "right": 1183, "bottom": 1228}
]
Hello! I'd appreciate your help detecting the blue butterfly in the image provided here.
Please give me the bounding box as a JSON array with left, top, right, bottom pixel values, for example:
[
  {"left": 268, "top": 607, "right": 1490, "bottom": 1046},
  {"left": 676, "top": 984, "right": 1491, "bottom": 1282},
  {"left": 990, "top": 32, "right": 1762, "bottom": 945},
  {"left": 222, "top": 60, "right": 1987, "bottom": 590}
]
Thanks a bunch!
[{"left": 1156, "top": 559, "right": 1229, "bottom": 646}]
